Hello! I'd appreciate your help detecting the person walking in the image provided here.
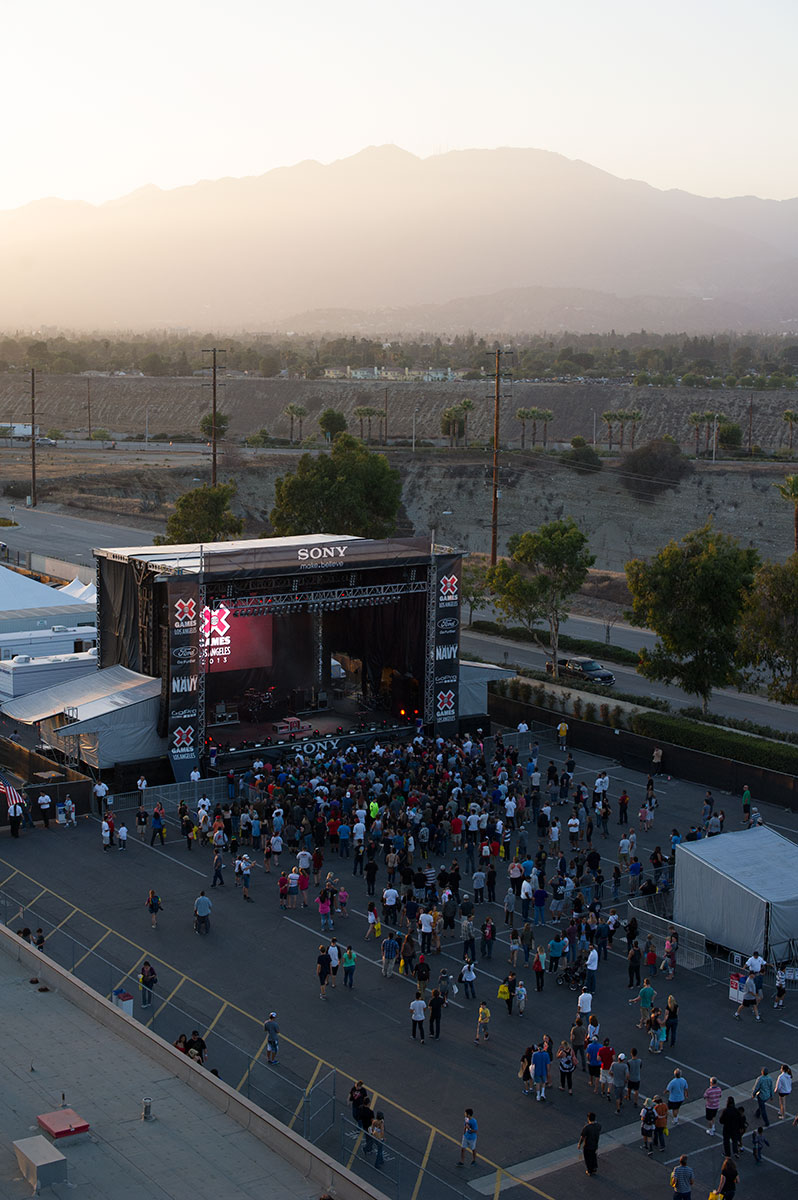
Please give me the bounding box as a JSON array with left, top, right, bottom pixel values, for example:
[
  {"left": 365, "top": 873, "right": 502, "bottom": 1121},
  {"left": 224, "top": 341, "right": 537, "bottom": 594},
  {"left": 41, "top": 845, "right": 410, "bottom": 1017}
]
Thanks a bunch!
[
  {"left": 775, "top": 1065, "right": 793, "bottom": 1118},
  {"left": 665, "top": 995, "right": 679, "bottom": 1046},
  {"left": 263, "top": 1012, "right": 279, "bottom": 1064},
  {"left": 317, "top": 944, "right": 332, "bottom": 999},
  {"left": 460, "top": 958, "right": 477, "bottom": 1000},
  {"left": 752, "top": 1066, "right": 774, "bottom": 1127},
  {"left": 211, "top": 849, "right": 225, "bottom": 888},
  {"left": 704, "top": 1076, "right": 722, "bottom": 1135},
  {"left": 670, "top": 1154, "right": 694, "bottom": 1198},
  {"left": 145, "top": 889, "right": 162, "bottom": 930},
  {"left": 381, "top": 930, "right": 399, "bottom": 978},
  {"left": 665, "top": 1068, "right": 688, "bottom": 1125},
  {"left": 577, "top": 1111, "right": 601, "bottom": 1176},
  {"left": 531, "top": 1042, "right": 551, "bottom": 1102},
  {"left": 716, "top": 1156, "right": 739, "bottom": 1200},
  {"left": 733, "top": 970, "right": 761, "bottom": 1021},
  {"left": 369, "top": 1111, "right": 385, "bottom": 1169},
  {"left": 410, "top": 992, "right": 427, "bottom": 1043},
  {"left": 629, "top": 978, "right": 656, "bottom": 1028},
  {"left": 193, "top": 890, "right": 212, "bottom": 934},
  {"left": 640, "top": 1098, "right": 656, "bottom": 1155},
  {"left": 557, "top": 1041, "right": 576, "bottom": 1094},
  {"left": 139, "top": 961, "right": 157, "bottom": 1008},
  {"left": 458, "top": 1109, "right": 478, "bottom": 1166},
  {"left": 150, "top": 804, "right": 165, "bottom": 846},
  {"left": 475, "top": 1000, "right": 491, "bottom": 1043},
  {"left": 342, "top": 945, "right": 357, "bottom": 989},
  {"left": 611, "top": 1054, "right": 629, "bottom": 1114}
]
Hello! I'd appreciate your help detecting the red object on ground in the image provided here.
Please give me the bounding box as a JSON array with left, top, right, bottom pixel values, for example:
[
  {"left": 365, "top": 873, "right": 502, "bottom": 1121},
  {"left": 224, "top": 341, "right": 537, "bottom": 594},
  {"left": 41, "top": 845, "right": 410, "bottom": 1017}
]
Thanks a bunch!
[{"left": 37, "top": 1109, "right": 90, "bottom": 1139}]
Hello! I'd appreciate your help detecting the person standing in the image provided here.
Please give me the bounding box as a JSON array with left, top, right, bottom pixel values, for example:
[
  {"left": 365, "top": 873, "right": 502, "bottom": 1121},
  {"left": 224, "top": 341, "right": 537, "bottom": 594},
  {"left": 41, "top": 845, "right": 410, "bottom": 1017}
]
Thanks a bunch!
[
  {"left": 342, "top": 945, "right": 357, "bottom": 989},
  {"left": 62, "top": 794, "right": 77, "bottom": 827},
  {"left": 317, "top": 944, "right": 332, "bottom": 999},
  {"left": 369, "top": 1111, "right": 385, "bottom": 1169},
  {"left": 193, "top": 890, "right": 211, "bottom": 934},
  {"left": 458, "top": 1109, "right": 478, "bottom": 1166},
  {"left": 460, "top": 958, "right": 477, "bottom": 1000},
  {"left": 671, "top": 1154, "right": 694, "bottom": 1197},
  {"left": 410, "top": 992, "right": 427, "bottom": 1043},
  {"left": 475, "top": 1000, "right": 491, "bottom": 1043},
  {"left": 428, "top": 988, "right": 444, "bottom": 1039},
  {"left": 719, "top": 1096, "right": 744, "bottom": 1157},
  {"left": 531, "top": 1042, "right": 551, "bottom": 1102},
  {"left": 717, "top": 1156, "right": 739, "bottom": 1200},
  {"left": 264, "top": 1012, "right": 279, "bottom": 1064},
  {"left": 7, "top": 796, "right": 23, "bottom": 838},
  {"left": 775, "top": 1064, "right": 793, "bottom": 1118},
  {"left": 752, "top": 1067, "right": 774, "bottom": 1127},
  {"left": 139, "top": 961, "right": 157, "bottom": 1008},
  {"left": 611, "top": 1054, "right": 629, "bottom": 1114},
  {"left": 136, "top": 804, "right": 148, "bottom": 840},
  {"left": 585, "top": 943, "right": 598, "bottom": 992},
  {"left": 557, "top": 1042, "right": 576, "bottom": 1094},
  {"left": 577, "top": 1111, "right": 601, "bottom": 1177},
  {"left": 327, "top": 937, "right": 340, "bottom": 988},
  {"left": 665, "top": 1068, "right": 688, "bottom": 1125},
  {"left": 640, "top": 1098, "right": 656, "bottom": 1156},
  {"left": 150, "top": 805, "right": 165, "bottom": 847},
  {"left": 704, "top": 1076, "right": 722, "bottom": 1135},
  {"left": 557, "top": 720, "right": 568, "bottom": 751},
  {"left": 211, "top": 849, "right": 225, "bottom": 888}
]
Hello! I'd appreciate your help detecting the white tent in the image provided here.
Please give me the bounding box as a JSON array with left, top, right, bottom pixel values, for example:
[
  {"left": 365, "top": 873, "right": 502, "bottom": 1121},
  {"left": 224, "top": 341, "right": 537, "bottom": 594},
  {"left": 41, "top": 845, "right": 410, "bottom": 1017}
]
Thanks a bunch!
[
  {"left": 1, "top": 664, "right": 166, "bottom": 769},
  {"left": 0, "top": 565, "right": 91, "bottom": 611},
  {"left": 673, "top": 826, "right": 798, "bottom": 962},
  {"left": 58, "top": 578, "right": 88, "bottom": 598}
]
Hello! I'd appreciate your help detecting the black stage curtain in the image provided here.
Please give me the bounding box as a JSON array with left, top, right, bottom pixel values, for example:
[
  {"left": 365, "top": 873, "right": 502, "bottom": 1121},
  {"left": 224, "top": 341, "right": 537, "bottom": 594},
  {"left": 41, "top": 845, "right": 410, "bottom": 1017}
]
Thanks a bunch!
[
  {"left": 323, "top": 593, "right": 426, "bottom": 699},
  {"left": 98, "top": 560, "right": 140, "bottom": 671}
]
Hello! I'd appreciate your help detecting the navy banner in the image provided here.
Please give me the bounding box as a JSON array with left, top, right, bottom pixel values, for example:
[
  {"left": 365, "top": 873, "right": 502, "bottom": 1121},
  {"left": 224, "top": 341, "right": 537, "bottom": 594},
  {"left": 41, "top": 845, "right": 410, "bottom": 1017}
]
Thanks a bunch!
[
  {"left": 433, "top": 553, "right": 461, "bottom": 734},
  {"left": 166, "top": 580, "right": 201, "bottom": 781}
]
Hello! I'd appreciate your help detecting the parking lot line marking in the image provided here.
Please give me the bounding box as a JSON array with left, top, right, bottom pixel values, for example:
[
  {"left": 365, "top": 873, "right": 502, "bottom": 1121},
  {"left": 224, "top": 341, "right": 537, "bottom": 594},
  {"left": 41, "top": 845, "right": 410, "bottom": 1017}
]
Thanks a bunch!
[
  {"left": 664, "top": 1056, "right": 732, "bottom": 1088},
  {"left": 204, "top": 1000, "right": 228, "bottom": 1039},
  {"left": 0, "top": 869, "right": 18, "bottom": 889},
  {"left": 288, "top": 1059, "right": 323, "bottom": 1131},
  {"left": 236, "top": 1032, "right": 271, "bottom": 1092},
  {"left": 0, "top": 857, "right": 564, "bottom": 1194},
  {"left": 723, "top": 1036, "right": 782, "bottom": 1059},
  {"left": 779, "top": 1019, "right": 798, "bottom": 1031},
  {"left": 72, "top": 929, "right": 110, "bottom": 970},
  {"left": 54, "top": 906, "right": 79, "bottom": 931},
  {"left": 410, "top": 1129, "right": 435, "bottom": 1200},
  {"left": 147, "top": 976, "right": 186, "bottom": 1027},
  {"left": 761, "top": 1155, "right": 798, "bottom": 1176},
  {"left": 346, "top": 1130, "right": 364, "bottom": 1170}
]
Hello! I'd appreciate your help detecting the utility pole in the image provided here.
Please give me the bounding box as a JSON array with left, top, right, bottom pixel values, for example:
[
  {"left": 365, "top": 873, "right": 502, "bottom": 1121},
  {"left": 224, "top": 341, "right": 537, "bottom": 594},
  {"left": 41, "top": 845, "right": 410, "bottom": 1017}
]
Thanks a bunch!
[
  {"left": 202, "top": 347, "right": 225, "bottom": 486},
  {"left": 30, "top": 369, "right": 37, "bottom": 507},
  {"left": 384, "top": 386, "right": 388, "bottom": 445},
  {"left": 489, "top": 349, "right": 513, "bottom": 565},
  {"left": 748, "top": 393, "right": 753, "bottom": 457},
  {"left": 87, "top": 378, "right": 92, "bottom": 440}
]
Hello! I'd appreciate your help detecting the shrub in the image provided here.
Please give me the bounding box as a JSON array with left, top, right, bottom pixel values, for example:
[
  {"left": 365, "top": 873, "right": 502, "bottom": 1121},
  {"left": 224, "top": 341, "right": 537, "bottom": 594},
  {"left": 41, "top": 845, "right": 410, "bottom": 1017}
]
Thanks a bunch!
[
  {"left": 572, "top": 697, "right": 583, "bottom": 719},
  {"left": 718, "top": 422, "right": 742, "bottom": 451},
  {"left": 618, "top": 437, "right": 693, "bottom": 500},
  {"left": 599, "top": 702, "right": 611, "bottom": 725},
  {"left": 584, "top": 702, "right": 597, "bottom": 724},
  {"left": 630, "top": 712, "right": 798, "bottom": 774},
  {"left": 561, "top": 441, "right": 602, "bottom": 473}
]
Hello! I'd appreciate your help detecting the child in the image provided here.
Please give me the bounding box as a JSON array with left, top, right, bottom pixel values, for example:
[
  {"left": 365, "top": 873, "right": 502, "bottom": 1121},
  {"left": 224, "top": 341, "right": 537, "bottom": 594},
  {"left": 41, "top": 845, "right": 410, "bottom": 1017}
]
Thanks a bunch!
[
  {"left": 516, "top": 978, "right": 527, "bottom": 1016},
  {"left": 337, "top": 886, "right": 349, "bottom": 918},
  {"left": 774, "top": 966, "right": 786, "bottom": 1010},
  {"left": 118, "top": 821, "right": 128, "bottom": 850},
  {"left": 752, "top": 1126, "right": 769, "bottom": 1164}
]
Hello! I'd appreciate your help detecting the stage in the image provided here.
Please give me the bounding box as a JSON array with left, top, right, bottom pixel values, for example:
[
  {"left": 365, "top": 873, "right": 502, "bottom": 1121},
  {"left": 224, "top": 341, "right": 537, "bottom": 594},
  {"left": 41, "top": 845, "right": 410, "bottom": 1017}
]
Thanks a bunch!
[{"left": 96, "top": 534, "right": 462, "bottom": 780}]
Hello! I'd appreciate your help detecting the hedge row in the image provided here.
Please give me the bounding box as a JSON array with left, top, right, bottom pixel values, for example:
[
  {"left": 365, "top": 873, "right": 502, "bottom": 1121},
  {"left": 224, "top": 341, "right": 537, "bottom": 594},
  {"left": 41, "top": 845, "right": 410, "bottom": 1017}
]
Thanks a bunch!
[
  {"left": 512, "top": 667, "right": 671, "bottom": 712},
  {"left": 630, "top": 711, "right": 798, "bottom": 776},
  {"left": 470, "top": 620, "right": 640, "bottom": 667}
]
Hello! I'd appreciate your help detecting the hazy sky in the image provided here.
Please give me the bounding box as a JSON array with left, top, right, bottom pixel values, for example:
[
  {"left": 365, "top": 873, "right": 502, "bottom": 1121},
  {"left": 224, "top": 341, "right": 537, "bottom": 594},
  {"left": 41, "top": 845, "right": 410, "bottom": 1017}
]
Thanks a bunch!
[{"left": 4, "top": 0, "right": 796, "bottom": 210}]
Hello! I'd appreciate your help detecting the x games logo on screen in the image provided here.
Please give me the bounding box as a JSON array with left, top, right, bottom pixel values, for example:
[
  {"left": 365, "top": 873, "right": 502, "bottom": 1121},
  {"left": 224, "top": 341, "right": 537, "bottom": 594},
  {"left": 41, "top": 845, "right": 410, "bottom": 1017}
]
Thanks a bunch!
[{"left": 202, "top": 604, "right": 231, "bottom": 638}]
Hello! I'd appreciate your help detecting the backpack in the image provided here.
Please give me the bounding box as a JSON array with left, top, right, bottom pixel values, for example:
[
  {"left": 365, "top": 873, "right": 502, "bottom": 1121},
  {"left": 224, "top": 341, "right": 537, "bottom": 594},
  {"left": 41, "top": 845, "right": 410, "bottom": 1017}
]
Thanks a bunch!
[{"left": 641, "top": 1107, "right": 656, "bottom": 1130}]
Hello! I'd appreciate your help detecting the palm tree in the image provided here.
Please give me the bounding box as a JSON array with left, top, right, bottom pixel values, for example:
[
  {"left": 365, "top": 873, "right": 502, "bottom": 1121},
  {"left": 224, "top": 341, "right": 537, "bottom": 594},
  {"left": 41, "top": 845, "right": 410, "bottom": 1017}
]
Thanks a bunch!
[
  {"left": 776, "top": 475, "right": 798, "bottom": 552},
  {"left": 294, "top": 404, "right": 308, "bottom": 441},
  {"left": 783, "top": 409, "right": 798, "bottom": 452},
  {"left": 539, "top": 408, "right": 554, "bottom": 448},
  {"left": 353, "top": 406, "right": 369, "bottom": 440},
  {"left": 460, "top": 397, "right": 474, "bottom": 447},
  {"left": 365, "top": 406, "right": 382, "bottom": 444},
  {"left": 516, "top": 406, "right": 534, "bottom": 449},
  {"left": 627, "top": 408, "right": 643, "bottom": 449},
  {"left": 602, "top": 410, "right": 617, "bottom": 452},
  {"left": 688, "top": 411, "right": 703, "bottom": 457},
  {"left": 282, "top": 403, "right": 303, "bottom": 443},
  {"left": 616, "top": 409, "right": 630, "bottom": 452}
]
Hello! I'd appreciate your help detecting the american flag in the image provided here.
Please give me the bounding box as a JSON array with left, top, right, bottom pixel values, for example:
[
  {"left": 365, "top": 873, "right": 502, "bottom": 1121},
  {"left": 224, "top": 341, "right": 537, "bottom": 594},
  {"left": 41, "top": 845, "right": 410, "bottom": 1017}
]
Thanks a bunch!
[{"left": 0, "top": 773, "right": 25, "bottom": 808}]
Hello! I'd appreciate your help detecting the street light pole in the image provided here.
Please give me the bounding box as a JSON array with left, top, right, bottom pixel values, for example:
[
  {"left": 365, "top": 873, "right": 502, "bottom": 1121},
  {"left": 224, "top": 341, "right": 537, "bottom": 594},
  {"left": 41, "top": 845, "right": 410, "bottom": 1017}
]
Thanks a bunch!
[
  {"left": 412, "top": 407, "right": 418, "bottom": 453},
  {"left": 30, "top": 368, "right": 37, "bottom": 508},
  {"left": 490, "top": 348, "right": 501, "bottom": 565}
]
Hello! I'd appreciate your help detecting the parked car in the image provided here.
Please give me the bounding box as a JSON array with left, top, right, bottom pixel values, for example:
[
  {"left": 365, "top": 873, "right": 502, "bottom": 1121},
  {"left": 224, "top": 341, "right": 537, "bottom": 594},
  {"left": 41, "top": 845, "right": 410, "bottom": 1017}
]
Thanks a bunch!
[
  {"left": 35, "top": 437, "right": 56, "bottom": 445},
  {"left": 545, "top": 657, "right": 615, "bottom": 686}
]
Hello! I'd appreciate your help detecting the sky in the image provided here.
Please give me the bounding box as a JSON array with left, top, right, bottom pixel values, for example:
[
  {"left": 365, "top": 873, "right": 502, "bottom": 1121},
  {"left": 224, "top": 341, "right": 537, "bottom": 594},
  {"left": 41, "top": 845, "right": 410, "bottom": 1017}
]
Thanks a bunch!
[{"left": 3, "top": 0, "right": 797, "bottom": 211}]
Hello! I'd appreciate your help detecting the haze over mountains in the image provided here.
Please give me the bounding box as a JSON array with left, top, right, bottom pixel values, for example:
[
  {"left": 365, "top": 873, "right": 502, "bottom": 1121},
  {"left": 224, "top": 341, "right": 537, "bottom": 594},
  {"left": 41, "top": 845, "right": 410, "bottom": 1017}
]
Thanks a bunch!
[{"left": 3, "top": 145, "right": 798, "bottom": 335}]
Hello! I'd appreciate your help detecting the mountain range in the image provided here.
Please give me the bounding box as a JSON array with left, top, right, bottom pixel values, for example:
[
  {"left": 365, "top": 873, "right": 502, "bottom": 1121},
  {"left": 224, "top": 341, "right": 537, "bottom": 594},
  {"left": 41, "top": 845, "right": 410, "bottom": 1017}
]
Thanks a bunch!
[{"left": 3, "top": 145, "right": 798, "bottom": 334}]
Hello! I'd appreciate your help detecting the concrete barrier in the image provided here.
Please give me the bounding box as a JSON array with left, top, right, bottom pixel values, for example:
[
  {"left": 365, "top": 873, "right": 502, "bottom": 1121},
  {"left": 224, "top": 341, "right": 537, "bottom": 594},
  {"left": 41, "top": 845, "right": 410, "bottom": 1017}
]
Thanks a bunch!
[{"left": 0, "top": 925, "right": 390, "bottom": 1200}]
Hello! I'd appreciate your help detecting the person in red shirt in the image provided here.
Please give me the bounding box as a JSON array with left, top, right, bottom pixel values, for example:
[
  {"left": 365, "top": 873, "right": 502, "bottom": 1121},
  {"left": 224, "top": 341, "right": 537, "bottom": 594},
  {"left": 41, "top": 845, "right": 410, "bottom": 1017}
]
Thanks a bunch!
[
  {"left": 451, "top": 815, "right": 463, "bottom": 849},
  {"left": 597, "top": 1038, "right": 615, "bottom": 1098}
]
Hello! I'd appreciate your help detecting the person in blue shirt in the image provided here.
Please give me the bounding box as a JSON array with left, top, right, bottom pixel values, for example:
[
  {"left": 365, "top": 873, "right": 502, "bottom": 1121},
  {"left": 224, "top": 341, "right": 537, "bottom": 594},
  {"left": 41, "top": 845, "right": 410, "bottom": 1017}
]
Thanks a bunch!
[
  {"left": 531, "top": 1044, "right": 552, "bottom": 1102},
  {"left": 665, "top": 1069, "right": 689, "bottom": 1125},
  {"left": 586, "top": 1038, "right": 602, "bottom": 1095},
  {"left": 338, "top": 823, "right": 351, "bottom": 857}
]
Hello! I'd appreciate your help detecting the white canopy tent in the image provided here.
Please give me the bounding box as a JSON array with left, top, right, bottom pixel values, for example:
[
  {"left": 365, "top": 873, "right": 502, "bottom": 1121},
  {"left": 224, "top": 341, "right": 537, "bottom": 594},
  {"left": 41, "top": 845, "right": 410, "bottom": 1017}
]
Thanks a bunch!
[
  {"left": 58, "top": 578, "right": 97, "bottom": 603},
  {"left": 1, "top": 665, "right": 165, "bottom": 769},
  {"left": 0, "top": 565, "right": 89, "bottom": 610},
  {"left": 673, "top": 826, "right": 798, "bottom": 963}
]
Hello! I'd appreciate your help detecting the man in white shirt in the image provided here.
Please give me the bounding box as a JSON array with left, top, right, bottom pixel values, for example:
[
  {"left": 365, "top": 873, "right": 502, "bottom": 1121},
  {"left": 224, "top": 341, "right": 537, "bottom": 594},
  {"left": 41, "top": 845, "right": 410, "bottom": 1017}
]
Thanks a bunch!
[
  {"left": 410, "top": 993, "right": 427, "bottom": 1043},
  {"left": 137, "top": 775, "right": 147, "bottom": 793},
  {"left": 567, "top": 815, "right": 580, "bottom": 847},
  {"left": 585, "top": 945, "right": 599, "bottom": 992},
  {"left": 577, "top": 987, "right": 592, "bottom": 1017},
  {"left": 745, "top": 951, "right": 767, "bottom": 999},
  {"left": 93, "top": 780, "right": 109, "bottom": 813},
  {"left": 297, "top": 848, "right": 313, "bottom": 871},
  {"left": 517, "top": 720, "right": 529, "bottom": 733},
  {"left": 190, "top": 767, "right": 201, "bottom": 783},
  {"left": 38, "top": 793, "right": 52, "bottom": 829},
  {"left": 198, "top": 794, "right": 212, "bottom": 814}
]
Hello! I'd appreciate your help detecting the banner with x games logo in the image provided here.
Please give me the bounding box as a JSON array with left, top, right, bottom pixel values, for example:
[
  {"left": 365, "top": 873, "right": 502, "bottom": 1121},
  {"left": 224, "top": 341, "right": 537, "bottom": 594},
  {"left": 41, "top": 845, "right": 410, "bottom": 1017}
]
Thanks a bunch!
[
  {"left": 433, "top": 553, "right": 461, "bottom": 734},
  {"left": 167, "top": 579, "right": 201, "bottom": 781}
]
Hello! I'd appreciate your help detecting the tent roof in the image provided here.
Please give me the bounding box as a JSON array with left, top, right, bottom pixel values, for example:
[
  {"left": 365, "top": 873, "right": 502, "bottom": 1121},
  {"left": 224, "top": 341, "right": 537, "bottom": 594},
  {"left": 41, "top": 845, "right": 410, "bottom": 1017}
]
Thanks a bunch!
[
  {"left": 0, "top": 565, "right": 93, "bottom": 611},
  {"left": 0, "top": 664, "right": 160, "bottom": 724},
  {"left": 676, "top": 826, "right": 798, "bottom": 903},
  {"left": 459, "top": 662, "right": 516, "bottom": 684}
]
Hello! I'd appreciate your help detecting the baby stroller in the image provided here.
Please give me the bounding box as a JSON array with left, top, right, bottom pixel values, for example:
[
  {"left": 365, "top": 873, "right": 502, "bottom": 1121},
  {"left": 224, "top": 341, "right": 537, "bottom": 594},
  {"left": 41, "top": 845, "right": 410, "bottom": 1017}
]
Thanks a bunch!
[{"left": 556, "top": 959, "right": 586, "bottom": 991}]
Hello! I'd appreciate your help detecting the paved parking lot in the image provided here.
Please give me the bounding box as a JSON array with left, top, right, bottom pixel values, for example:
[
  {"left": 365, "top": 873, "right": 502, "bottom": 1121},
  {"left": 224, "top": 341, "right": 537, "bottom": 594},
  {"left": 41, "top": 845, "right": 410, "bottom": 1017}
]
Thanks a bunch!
[{"left": 2, "top": 732, "right": 798, "bottom": 1198}]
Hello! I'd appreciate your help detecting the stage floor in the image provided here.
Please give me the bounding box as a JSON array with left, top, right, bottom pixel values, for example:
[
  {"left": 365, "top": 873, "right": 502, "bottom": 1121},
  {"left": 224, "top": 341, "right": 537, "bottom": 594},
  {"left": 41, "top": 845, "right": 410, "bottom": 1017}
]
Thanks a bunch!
[{"left": 207, "top": 697, "right": 403, "bottom": 751}]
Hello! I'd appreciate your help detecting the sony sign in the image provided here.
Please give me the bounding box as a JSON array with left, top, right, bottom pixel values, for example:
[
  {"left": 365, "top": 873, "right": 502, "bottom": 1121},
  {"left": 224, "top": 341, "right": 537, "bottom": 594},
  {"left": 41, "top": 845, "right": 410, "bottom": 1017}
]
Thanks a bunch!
[{"left": 297, "top": 545, "right": 349, "bottom": 561}]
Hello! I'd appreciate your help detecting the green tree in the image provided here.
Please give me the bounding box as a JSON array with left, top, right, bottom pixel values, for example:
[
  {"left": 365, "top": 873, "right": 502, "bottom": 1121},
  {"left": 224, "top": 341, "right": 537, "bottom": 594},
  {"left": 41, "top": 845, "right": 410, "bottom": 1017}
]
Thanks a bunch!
[
  {"left": 154, "top": 481, "right": 243, "bottom": 545},
  {"left": 282, "top": 403, "right": 305, "bottom": 444},
  {"left": 627, "top": 408, "right": 643, "bottom": 449},
  {"left": 270, "top": 433, "right": 402, "bottom": 538},
  {"left": 601, "top": 410, "right": 617, "bottom": 451},
  {"left": 718, "top": 421, "right": 742, "bottom": 451},
  {"left": 293, "top": 404, "right": 308, "bottom": 440},
  {"left": 441, "top": 405, "right": 464, "bottom": 447},
  {"left": 140, "top": 352, "right": 169, "bottom": 376},
  {"left": 775, "top": 474, "right": 798, "bottom": 552},
  {"left": 460, "top": 397, "right": 474, "bottom": 447},
  {"left": 626, "top": 521, "right": 759, "bottom": 712},
  {"left": 46, "top": 428, "right": 64, "bottom": 443},
  {"left": 461, "top": 556, "right": 491, "bottom": 624},
  {"left": 561, "top": 436, "right": 602, "bottom": 473},
  {"left": 516, "top": 407, "right": 533, "bottom": 449},
  {"left": 538, "top": 408, "right": 554, "bottom": 448},
  {"left": 487, "top": 518, "right": 594, "bottom": 676},
  {"left": 91, "top": 429, "right": 110, "bottom": 442},
  {"left": 738, "top": 556, "right": 798, "bottom": 704},
  {"left": 199, "top": 411, "right": 230, "bottom": 441},
  {"left": 783, "top": 409, "right": 798, "bottom": 452},
  {"left": 688, "top": 411, "right": 703, "bottom": 456},
  {"left": 245, "top": 427, "right": 270, "bottom": 447},
  {"left": 318, "top": 408, "right": 347, "bottom": 440},
  {"left": 353, "top": 406, "right": 369, "bottom": 440}
]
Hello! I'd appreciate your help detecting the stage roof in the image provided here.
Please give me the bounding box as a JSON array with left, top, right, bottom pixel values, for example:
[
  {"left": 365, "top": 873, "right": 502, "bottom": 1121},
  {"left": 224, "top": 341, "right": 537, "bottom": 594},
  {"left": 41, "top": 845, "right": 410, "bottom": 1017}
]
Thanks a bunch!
[
  {"left": 1, "top": 664, "right": 160, "bottom": 724},
  {"left": 95, "top": 534, "right": 432, "bottom": 578}
]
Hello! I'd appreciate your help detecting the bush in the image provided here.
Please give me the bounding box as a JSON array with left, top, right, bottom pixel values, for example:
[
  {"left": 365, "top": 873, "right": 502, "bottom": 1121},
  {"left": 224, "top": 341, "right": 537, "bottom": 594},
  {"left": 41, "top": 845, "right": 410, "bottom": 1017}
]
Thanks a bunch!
[
  {"left": 630, "top": 712, "right": 798, "bottom": 774},
  {"left": 561, "top": 440, "right": 602, "bottom": 473},
  {"left": 618, "top": 437, "right": 693, "bottom": 501},
  {"left": 679, "top": 706, "right": 798, "bottom": 747},
  {"left": 514, "top": 665, "right": 671, "bottom": 711},
  {"left": 718, "top": 421, "right": 742, "bottom": 451}
]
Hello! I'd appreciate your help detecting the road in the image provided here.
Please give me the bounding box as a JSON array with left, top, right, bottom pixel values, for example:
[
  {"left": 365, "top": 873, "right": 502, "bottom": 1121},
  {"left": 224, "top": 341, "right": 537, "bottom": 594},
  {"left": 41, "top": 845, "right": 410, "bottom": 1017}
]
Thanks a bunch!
[
  {"left": 0, "top": 505, "right": 155, "bottom": 563},
  {"left": 462, "top": 628, "right": 798, "bottom": 734}
]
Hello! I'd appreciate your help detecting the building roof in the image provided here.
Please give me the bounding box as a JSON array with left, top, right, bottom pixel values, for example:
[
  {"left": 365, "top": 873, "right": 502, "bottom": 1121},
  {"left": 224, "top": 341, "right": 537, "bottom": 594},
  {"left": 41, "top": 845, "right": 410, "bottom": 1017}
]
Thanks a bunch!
[{"left": 0, "top": 664, "right": 159, "bottom": 724}]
